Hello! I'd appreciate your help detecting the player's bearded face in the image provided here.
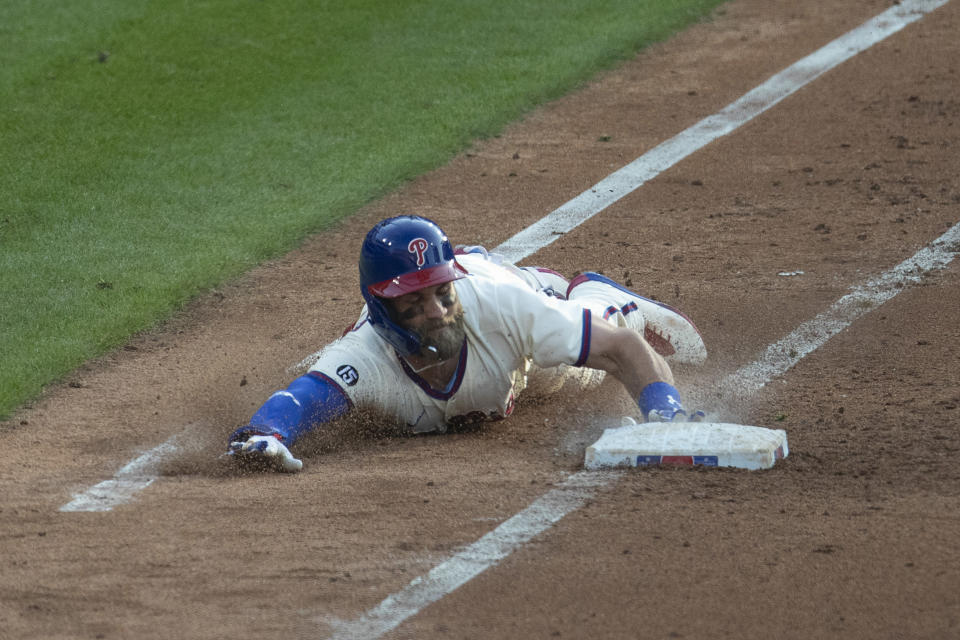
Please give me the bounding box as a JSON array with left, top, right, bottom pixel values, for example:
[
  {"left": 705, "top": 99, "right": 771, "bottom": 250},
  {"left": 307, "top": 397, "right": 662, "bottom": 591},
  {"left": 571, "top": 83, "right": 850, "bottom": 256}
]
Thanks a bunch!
[
  {"left": 416, "top": 302, "right": 465, "bottom": 360},
  {"left": 391, "top": 283, "right": 466, "bottom": 361}
]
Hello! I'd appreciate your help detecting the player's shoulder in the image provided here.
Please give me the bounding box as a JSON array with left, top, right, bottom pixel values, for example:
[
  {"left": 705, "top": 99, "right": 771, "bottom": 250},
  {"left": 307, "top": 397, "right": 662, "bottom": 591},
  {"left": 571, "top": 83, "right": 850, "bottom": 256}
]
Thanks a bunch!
[
  {"left": 456, "top": 265, "right": 526, "bottom": 309},
  {"left": 456, "top": 252, "right": 530, "bottom": 291},
  {"left": 456, "top": 266, "right": 557, "bottom": 338},
  {"left": 310, "top": 317, "right": 391, "bottom": 368},
  {"left": 455, "top": 252, "right": 500, "bottom": 279}
]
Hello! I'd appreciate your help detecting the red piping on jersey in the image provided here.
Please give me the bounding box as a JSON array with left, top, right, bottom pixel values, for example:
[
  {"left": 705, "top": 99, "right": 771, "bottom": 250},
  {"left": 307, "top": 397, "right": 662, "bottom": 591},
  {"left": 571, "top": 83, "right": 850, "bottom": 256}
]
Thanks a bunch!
[
  {"left": 306, "top": 371, "right": 355, "bottom": 410},
  {"left": 566, "top": 273, "right": 592, "bottom": 298},
  {"left": 574, "top": 308, "right": 591, "bottom": 367},
  {"left": 397, "top": 339, "right": 468, "bottom": 400},
  {"left": 533, "top": 267, "right": 566, "bottom": 279},
  {"left": 342, "top": 316, "right": 368, "bottom": 336}
]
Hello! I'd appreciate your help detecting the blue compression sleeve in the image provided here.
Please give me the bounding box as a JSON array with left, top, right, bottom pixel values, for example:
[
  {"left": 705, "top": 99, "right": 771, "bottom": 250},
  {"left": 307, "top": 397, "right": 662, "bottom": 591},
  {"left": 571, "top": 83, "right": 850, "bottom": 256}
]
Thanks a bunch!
[{"left": 229, "top": 372, "right": 352, "bottom": 446}]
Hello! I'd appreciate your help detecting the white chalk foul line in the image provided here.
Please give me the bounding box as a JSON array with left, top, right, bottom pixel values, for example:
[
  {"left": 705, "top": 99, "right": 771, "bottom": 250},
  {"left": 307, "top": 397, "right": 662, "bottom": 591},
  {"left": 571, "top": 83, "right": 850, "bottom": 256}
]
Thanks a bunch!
[
  {"left": 323, "top": 471, "right": 613, "bottom": 639},
  {"left": 314, "top": 0, "right": 955, "bottom": 636},
  {"left": 723, "top": 223, "right": 960, "bottom": 396},
  {"left": 60, "top": 433, "right": 183, "bottom": 512}
]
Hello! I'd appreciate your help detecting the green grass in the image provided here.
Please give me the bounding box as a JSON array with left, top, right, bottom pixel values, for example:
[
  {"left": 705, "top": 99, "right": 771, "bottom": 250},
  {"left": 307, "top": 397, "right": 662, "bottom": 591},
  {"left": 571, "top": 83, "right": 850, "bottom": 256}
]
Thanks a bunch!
[{"left": 0, "top": 0, "right": 727, "bottom": 418}]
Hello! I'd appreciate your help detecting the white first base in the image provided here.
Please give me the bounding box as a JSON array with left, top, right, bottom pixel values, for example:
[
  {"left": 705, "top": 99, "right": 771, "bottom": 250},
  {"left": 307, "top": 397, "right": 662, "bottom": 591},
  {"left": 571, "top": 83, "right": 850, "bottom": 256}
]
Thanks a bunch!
[{"left": 584, "top": 421, "right": 788, "bottom": 471}]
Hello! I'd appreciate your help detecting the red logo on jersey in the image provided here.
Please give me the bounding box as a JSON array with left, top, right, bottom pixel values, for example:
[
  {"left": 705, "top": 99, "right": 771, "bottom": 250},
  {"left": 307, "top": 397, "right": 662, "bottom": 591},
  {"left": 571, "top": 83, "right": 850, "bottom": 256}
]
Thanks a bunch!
[{"left": 408, "top": 237, "right": 429, "bottom": 266}]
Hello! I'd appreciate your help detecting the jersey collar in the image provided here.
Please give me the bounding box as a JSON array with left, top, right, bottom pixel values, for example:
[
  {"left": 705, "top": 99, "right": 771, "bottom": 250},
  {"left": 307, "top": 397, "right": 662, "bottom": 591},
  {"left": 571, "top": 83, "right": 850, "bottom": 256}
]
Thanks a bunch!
[{"left": 397, "top": 339, "right": 468, "bottom": 400}]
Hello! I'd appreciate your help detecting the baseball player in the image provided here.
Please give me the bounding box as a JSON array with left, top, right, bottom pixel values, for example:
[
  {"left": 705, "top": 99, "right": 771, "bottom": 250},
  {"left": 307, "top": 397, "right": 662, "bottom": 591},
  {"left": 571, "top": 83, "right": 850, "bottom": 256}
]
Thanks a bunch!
[{"left": 228, "top": 215, "right": 706, "bottom": 472}]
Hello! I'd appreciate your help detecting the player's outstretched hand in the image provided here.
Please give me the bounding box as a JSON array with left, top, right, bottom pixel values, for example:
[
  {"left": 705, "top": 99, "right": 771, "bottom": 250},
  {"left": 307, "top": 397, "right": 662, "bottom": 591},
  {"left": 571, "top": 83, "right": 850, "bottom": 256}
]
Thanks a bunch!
[{"left": 228, "top": 435, "right": 303, "bottom": 473}]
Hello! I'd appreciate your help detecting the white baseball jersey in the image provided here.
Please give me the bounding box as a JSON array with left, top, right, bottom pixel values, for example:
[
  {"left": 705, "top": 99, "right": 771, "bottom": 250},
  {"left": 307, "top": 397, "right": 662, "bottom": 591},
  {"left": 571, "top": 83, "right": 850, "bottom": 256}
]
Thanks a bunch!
[{"left": 308, "top": 253, "right": 593, "bottom": 433}]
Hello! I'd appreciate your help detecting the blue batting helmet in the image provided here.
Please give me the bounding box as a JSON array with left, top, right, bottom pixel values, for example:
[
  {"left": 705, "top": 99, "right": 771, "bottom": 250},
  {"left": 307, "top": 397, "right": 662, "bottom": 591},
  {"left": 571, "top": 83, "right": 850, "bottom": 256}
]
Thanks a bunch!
[{"left": 358, "top": 216, "right": 467, "bottom": 356}]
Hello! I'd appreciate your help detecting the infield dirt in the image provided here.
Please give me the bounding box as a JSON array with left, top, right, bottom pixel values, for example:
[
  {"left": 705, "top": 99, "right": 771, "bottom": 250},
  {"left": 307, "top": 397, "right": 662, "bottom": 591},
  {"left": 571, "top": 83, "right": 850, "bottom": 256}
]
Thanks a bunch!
[{"left": 2, "top": 0, "right": 958, "bottom": 638}]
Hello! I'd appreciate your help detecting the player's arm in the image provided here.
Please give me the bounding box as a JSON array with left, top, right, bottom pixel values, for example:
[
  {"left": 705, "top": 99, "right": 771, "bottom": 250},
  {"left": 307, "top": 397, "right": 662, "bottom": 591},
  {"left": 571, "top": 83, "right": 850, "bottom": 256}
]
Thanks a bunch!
[
  {"left": 227, "top": 371, "right": 352, "bottom": 471},
  {"left": 583, "top": 316, "right": 690, "bottom": 421}
]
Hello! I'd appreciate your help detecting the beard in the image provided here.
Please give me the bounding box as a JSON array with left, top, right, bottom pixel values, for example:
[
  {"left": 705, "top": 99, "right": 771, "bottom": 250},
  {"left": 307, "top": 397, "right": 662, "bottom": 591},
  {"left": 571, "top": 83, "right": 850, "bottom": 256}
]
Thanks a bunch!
[{"left": 416, "top": 305, "right": 466, "bottom": 361}]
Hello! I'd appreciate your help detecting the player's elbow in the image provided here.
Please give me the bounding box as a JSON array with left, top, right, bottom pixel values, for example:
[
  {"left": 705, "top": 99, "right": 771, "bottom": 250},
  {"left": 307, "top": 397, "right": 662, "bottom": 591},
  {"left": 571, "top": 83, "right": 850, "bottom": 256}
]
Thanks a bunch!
[
  {"left": 583, "top": 323, "right": 635, "bottom": 377},
  {"left": 584, "top": 322, "right": 673, "bottom": 391}
]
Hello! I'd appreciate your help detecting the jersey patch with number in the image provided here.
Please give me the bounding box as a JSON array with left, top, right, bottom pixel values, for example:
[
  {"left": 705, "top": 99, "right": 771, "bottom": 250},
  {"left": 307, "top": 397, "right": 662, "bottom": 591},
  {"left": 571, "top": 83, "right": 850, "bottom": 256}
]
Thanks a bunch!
[{"left": 336, "top": 365, "right": 359, "bottom": 386}]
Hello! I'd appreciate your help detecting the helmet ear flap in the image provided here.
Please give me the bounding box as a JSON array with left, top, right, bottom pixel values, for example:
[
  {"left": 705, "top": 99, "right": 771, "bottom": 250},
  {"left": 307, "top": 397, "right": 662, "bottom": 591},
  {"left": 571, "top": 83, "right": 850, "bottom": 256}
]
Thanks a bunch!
[{"left": 362, "top": 288, "right": 422, "bottom": 357}]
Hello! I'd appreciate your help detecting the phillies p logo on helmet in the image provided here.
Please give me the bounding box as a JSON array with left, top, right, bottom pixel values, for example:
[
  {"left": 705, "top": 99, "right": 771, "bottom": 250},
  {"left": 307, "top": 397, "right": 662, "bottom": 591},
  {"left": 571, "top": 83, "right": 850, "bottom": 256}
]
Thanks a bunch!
[{"left": 407, "top": 237, "right": 429, "bottom": 267}]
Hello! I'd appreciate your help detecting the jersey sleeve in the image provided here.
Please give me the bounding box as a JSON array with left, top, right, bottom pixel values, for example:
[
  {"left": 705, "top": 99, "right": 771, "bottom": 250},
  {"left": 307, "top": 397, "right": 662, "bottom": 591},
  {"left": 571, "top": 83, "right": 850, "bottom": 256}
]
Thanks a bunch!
[
  {"left": 471, "top": 275, "right": 591, "bottom": 369},
  {"left": 306, "top": 322, "right": 406, "bottom": 409},
  {"left": 523, "top": 295, "right": 592, "bottom": 368}
]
